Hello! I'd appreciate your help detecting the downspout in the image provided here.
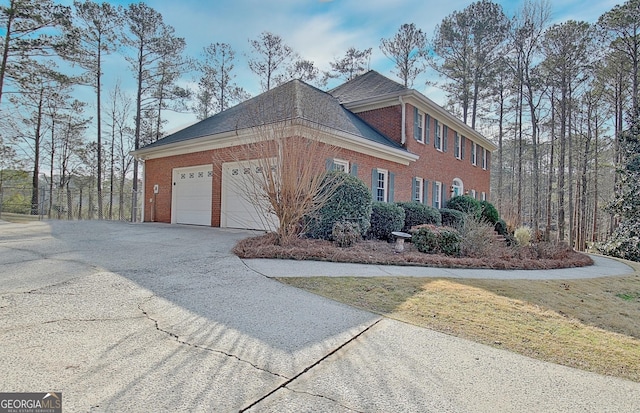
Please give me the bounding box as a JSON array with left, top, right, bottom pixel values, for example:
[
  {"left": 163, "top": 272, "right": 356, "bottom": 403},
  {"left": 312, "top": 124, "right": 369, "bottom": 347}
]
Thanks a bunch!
[
  {"left": 399, "top": 96, "right": 406, "bottom": 145},
  {"left": 139, "top": 158, "right": 146, "bottom": 223}
]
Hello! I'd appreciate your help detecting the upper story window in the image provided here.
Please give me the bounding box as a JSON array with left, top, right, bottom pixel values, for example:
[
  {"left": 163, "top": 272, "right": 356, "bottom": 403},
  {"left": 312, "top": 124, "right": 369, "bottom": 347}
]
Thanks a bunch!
[
  {"left": 471, "top": 142, "right": 477, "bottom": 165},
  {"left": 413, "top": 108, "right": 424, "bottom": 143},
  {"left": 454, "top": 133, "right": 461, "bottom": 159},
  {"left": 413, "top": 177, "right": 424, "bottom": 203},
  {"left": 482, "top": 148, "right": 488, "bottom": 170},
  {"left": 434, "top": 120, "right": 442, "bottom": 151},
  {"left": 375, "top": 169, "right": 388, "bottom": 202},
  {"left": 332, "top": 158, "right": 349, "bottom": 173}
]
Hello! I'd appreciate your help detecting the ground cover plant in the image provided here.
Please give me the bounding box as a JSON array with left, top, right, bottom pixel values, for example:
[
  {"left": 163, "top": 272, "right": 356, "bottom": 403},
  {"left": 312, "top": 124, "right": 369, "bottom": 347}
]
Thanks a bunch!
[{"left": 277, "top": 262, "right": 640, "bottom": 383}]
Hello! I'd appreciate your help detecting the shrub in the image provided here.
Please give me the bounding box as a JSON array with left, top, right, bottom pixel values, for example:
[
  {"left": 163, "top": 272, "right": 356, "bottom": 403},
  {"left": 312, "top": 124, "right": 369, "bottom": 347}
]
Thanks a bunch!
[
  {"left": 368, "top": 201, "right": 405, "bottom": 241},
  {"left": 446, "top": 195, "right": 481, "bottom": 215},
  {"left": 306, "top": 172, "right": 372, "bottom": 240},
  {"left": 514, "top": 226, "right": 532, "bottom": 246},
  {"left": 331, "top": 221, "right": 361, "bottom": 248},
  {"left": 460, "top": 213, "right": 498, "bottom": 258},
  {"left": 479, "top": 201, "right": 499, "bottom": 225},
  {"left": 411, "top": 225, "right": 461, "bottom": 256},
  {"left": 411, "top": 225, "right": 440, "bottom": 254},
  {"left": 596, "top": 221, "right": 640, "bottom": 262},
  {"left": 494, "top": 219, "right": 508, "bottom": 236},
  {"left": 439, "top": 208, "right": 464, "bottom": 229},
  {"left": 396, "top": 201, "right": 441, "bottom": 231}
]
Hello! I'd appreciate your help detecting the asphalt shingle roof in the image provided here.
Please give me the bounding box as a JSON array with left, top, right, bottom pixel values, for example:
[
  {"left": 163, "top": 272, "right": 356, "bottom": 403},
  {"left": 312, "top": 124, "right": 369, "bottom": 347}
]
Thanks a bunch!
[
  {"left": 328, "top": 70, "right": 407, "bottom": 104},
  {"left": 140, "top": 78, "right": 405, "bottom": 152}
]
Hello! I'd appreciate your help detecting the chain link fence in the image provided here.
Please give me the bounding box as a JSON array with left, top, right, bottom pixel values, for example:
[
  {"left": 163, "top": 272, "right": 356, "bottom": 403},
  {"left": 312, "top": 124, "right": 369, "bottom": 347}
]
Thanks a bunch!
[{"left": 0, "top": 186, "right": 143, "bottom": 222}]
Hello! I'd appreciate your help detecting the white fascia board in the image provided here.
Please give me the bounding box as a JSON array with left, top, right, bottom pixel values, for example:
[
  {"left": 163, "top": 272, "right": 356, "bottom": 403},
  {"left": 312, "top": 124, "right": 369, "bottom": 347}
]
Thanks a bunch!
[
  {"left": 342, "top": 90, "right": 498, "bottom": 152},
  {"left": 131, "top": 121, "right": 418, "bottom": 166}
]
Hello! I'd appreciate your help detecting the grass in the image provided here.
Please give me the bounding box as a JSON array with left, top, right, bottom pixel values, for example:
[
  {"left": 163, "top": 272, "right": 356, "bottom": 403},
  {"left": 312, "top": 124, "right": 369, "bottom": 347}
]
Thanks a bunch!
[
  {"left": 0, "top": 212, "right": 41, "bottom": 223},
  {"left": 279, "top": 266, "right": 640, "bottom": 382}
]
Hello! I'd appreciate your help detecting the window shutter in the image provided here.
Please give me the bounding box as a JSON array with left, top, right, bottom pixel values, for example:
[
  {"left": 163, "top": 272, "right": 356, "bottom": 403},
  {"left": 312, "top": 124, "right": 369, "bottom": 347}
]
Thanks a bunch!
[
  {"left": 350, "top": 163, "right": 358, "bottom": 177},
  {"left": 423, "top": 179, "right": 429, "bottom": 205},
  {"left": 461, "top": 136, "right": 465, "bottom": 159},
  {"left": 413, "top": 107, "right": 419, "bottom": 141},
  {"left": 325, "top": 158, "right": 334, "bottom": 171},
  {"left": 432, "top": 181, "right": 437, "bottom": 207},
  {"left": 425, "top": 115, "right": 430, "bottom": 144},
  {"left": 371, "top": 168, "right": 377, "bottom": 200},
  {"left": 442, "top": 183, "right": 448, "bottom": 205},
  {"left": 411, "top": 178, "right": 417, "bottom": 201},
  {"left": 388, "top": 172, "right": 395, "bottom": 202},
  {"left": 486, "top": 151, "right": 491, "bottom": 170},
  {"left": 443, "top": 125, "right": 448, "bottom": 152}
]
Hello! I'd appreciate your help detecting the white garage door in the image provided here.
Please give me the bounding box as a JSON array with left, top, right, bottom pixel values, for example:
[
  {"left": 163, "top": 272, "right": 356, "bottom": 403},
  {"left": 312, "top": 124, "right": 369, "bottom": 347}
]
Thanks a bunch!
[
  {"left": 172, "top": 165, "right": 213, "bottom": 226},
  {"left": 221, "top": 160, "right": 279, "bottom": 231}
]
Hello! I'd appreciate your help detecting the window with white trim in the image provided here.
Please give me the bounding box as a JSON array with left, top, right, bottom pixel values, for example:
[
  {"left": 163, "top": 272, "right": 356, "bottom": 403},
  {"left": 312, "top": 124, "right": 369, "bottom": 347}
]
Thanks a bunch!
[
  {"left": 434, "top": 119, "right": 442, "bottom": 151},
  {"left": 332, "top": 158, "right": 349, "bottom": 173},
  {"left": 470, "top": 189, "right": 477, "bottom": 199},
  {"left": 375, "top": 169, "right": 388, "bottom": 202},
  {"left": 481, "top": 192, "right": 487, "bottom": 201},
  {"left": 414, "top": 177, "right": 424, "bottom": 202},
  {"left": 454, "top": 133, "right": 461, "bottom": 159},
  {"left": 415, "top": 110, "right": 424, "bottom": 143},
  {"left": 452, "top": 178, "right": 463, "bottom": 197},
  {"left": 434, "top": 181, "right": 442, "bottom": 209},
  {"left": 471, "top": 142, "right": 477, "bottom": 165},
  {"left": 482, "top": 148, "right": 487, "bottom": 170}
]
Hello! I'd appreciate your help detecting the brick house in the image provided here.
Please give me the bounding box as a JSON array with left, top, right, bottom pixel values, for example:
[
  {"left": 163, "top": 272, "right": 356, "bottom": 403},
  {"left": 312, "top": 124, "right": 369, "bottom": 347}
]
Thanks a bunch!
[{"left": 132, "top": 70, "right": 496, "bottom": 229}]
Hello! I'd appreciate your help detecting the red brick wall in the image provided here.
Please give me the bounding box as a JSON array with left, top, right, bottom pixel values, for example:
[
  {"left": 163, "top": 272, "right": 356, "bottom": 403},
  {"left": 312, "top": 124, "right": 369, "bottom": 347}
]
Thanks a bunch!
[{"left": 143, "top": 107, "right": 492, "bottom": 226}]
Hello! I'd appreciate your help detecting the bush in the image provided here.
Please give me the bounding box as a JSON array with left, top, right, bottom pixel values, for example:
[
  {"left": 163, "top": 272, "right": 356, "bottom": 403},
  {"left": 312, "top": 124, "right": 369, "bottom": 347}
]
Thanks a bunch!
[
  {"left": 331, "top": 221, "right": 361, "bottom": 248},
  {"left": 514, "top": 226, "right": 532, "bottom": 246},
  {"left": 411, "top": 225, "right": 461, "bottom": 256},
  {"left": 596, "top": 221, "right": 640, "bottom": 262},
  {"left": 479, "top": 201, "right": 499, "bottom": 225},
  {"left": 396, "top": 201, "right": 441, "bottom": 231},
  {"left": 446, "top": 195, "right": 481, "bottom": 215},
  {"left": 306, "top": 172, "right": 372, "bottom": 240},
  {"left": 368, "top": 201, "right": 405, "bottom": 241},
  {"left": 460, "top": 214, "right": 498, "bottom": 258},
  {"left": 439, "top": 208, "right": 464, "bottom": 229},
  {"left": 494, "top": 219, "right": 508, "bottom": 236}
]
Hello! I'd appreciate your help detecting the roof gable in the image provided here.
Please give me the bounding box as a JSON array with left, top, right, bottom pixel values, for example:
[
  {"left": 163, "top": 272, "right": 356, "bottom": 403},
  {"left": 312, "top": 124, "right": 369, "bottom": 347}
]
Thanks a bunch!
[{"left": 329, "top": 70, "right": 407, "bottom": 104}]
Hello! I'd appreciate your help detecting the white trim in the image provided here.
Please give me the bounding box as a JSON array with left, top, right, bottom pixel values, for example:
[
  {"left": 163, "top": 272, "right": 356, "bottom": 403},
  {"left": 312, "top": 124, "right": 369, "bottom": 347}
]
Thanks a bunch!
[
  {"left": 375, "top": 168, "right": 388, "bottom": 202},
  {"left": 332, "top": 158, "right": 349, "bottom": 172},
  {"left": 434, "top": 181, "right": 442, "bottom": 209},
  {"left": 452, "top": 178, "right": 463, "bottom": 197},
  {"left": 414, "top": 177, "right": 424, "bottom": 202}
]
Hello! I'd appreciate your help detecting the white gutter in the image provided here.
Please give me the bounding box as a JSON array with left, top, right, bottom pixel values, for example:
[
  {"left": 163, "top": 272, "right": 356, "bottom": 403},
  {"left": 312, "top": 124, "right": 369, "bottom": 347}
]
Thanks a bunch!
[{"left": 399, "top": 96, "right": 406, "bottom": 145}]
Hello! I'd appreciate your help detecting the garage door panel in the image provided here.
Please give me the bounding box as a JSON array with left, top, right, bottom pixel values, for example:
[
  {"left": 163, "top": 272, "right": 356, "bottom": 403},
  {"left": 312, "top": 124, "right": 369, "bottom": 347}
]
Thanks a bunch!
[
  {"left": 222, "top": 161, "right": 279, "bottom": 231},
  {"left": 172, "top": 166, "right": 212, "bottom": 226}
]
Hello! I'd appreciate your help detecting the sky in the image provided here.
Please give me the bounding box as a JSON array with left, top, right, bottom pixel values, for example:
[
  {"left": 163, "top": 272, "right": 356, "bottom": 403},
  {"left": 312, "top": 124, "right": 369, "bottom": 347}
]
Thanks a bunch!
[{"left": 58, "top": 0, "right": 623, "bottom": 134}]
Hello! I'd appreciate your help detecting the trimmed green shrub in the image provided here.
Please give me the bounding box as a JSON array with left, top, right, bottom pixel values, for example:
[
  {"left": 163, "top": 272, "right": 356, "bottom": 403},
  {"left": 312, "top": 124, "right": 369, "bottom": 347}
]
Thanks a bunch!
[
  {"left": 306, "top": 172, "right": 372, "bottom": 240},
  {"left": 368, "top": 201, "right": 405, "bottom": 241},
  {"left": 439, "top": 228, "right": 462, "bottom": 256},
  {"left": 494, "top": 219, "right": 508, "bottom": 236},
  {"left": 479, "top": 201, "right": 499, "bottom": 225},
  {"left": 411, "top": 225, "right": 461, "bottom": 256},
  {"left": 332, "top": 220, "right": 361, "bottom": 248},
  {"left": 446, "top": 195, "right": 481, "bottom": 215},
  {"left": 411, "top": 225, "right": 440, "bottom": 254},
  {"left": 439, "top": 208, "right": 464, "bottom": 229},
  {"left": 396, "top": 201, "right": 442, "bottom": 231}
]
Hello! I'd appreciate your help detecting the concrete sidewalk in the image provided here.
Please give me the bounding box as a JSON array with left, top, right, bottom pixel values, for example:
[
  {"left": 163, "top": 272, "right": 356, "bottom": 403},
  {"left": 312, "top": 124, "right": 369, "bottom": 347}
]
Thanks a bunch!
[
  {"left": 1, "top": 221, "right": 638, "bottom": 412},
  {"left": 244, "top": 253, "right": 635, "bottom": 280}
]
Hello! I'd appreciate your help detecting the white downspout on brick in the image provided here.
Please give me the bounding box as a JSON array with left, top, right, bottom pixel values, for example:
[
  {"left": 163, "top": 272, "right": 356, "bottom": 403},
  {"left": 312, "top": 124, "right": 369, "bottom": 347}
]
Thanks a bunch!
[{"left": 399, "top": 96, "right": 406, "bottom": 145}]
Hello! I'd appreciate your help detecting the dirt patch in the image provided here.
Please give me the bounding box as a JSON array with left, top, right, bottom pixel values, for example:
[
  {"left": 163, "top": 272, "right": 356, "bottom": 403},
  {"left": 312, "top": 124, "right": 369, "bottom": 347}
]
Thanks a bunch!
[{"left": 234, "top": 233, "right": 594, "bottom": 270}]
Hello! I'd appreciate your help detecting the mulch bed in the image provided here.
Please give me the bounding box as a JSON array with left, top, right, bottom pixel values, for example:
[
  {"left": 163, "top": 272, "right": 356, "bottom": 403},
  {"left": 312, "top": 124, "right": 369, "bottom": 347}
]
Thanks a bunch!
[{"left": 234, "top": 233, "right": 594, "bottom": 270}]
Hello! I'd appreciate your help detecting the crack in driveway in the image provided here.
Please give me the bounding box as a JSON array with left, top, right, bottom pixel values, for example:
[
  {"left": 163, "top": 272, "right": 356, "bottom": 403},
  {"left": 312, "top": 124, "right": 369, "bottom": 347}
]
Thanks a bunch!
[
  {"left": 240, "top": 318, "right": 382, "bottom": 412},
  {"left": 284, "top": 387, "right": 366, "bottom": 413},
  {"left": 137, "top": 298, "right": 290, "bottom": 381}
]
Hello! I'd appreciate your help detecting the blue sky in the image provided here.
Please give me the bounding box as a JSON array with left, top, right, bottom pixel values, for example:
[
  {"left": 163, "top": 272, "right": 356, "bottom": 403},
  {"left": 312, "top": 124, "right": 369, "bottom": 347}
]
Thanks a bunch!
[{"left": 59, "top": 0, "right": 622, "bottom": 133}]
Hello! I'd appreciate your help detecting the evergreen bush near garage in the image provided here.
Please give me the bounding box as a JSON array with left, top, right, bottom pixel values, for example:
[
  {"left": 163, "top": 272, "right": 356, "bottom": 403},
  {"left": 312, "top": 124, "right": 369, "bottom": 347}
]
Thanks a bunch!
[
  {"left": 446, "top": 195, "right": 481, "bottom": 215},
  {"left": 439, "top": 208, "right": 464, "bottom": 229},
  {"left": 305, "top": 172, "right": 372, "bottom": 240},
  {"left": 396, "top": 201, "right": 442, "bottom": 231},
  {"left": 368, "top": 201, "right": 405, "bottom": 241},
  {"left": 411, "top": 225, "right": 461, "bottom": 256}
]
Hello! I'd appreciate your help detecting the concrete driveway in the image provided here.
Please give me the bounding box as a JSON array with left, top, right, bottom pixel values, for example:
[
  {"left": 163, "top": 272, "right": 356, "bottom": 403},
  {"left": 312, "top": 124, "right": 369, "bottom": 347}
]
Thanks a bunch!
[{"left": 1, "top": 220, "right": 638, "bottom": 412}]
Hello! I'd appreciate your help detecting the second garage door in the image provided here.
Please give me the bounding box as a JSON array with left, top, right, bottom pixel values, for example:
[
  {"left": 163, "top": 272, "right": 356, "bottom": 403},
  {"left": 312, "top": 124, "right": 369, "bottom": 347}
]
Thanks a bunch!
[{"left": 221, "top": 160, "right": 279, "bottom": 231}]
